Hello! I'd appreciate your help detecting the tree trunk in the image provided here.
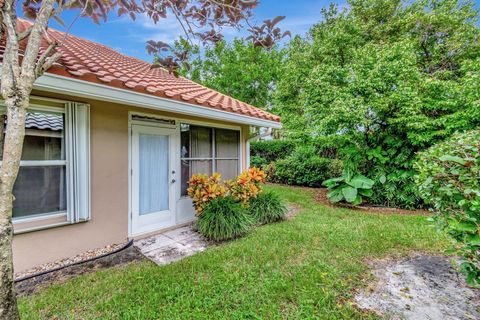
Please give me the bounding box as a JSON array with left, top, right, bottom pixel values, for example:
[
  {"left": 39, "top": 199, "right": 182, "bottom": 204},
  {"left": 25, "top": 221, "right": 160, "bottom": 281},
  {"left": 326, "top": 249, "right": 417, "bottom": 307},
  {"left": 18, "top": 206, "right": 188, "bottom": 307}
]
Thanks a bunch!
[{"left": 0, "top": 93, "right": 29, "bottom": 320}]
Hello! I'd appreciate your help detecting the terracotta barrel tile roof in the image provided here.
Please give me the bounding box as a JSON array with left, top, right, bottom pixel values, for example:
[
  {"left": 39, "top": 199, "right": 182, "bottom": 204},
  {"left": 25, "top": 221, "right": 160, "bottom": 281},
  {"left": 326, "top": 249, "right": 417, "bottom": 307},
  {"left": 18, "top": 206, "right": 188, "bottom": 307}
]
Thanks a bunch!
[{"left": 0, "top": 20, "right": 280, "bottom": 123}]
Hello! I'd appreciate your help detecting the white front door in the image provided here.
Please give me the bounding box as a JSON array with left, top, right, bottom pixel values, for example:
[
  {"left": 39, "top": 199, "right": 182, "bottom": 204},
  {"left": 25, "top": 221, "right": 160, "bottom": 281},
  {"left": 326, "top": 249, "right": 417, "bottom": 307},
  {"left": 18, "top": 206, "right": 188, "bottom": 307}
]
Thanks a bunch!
[{"left": 131, "top": 125, "right": 177, "bottom": 236}]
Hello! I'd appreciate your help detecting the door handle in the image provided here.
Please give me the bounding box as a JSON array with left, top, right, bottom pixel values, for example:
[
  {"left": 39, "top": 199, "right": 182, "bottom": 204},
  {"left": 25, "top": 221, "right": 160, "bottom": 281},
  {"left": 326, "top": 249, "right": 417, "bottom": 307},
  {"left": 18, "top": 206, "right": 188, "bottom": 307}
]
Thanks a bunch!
[{"left": 171, "top": 179, "right": 176, "bottom": 183}]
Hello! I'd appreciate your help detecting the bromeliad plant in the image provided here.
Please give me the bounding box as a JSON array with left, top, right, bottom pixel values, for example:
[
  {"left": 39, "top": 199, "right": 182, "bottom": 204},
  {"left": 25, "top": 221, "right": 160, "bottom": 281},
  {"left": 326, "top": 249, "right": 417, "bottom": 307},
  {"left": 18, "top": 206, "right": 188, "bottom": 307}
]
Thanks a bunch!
[{"left": 322, "top": 171, "right": 375, "bottom": 206}]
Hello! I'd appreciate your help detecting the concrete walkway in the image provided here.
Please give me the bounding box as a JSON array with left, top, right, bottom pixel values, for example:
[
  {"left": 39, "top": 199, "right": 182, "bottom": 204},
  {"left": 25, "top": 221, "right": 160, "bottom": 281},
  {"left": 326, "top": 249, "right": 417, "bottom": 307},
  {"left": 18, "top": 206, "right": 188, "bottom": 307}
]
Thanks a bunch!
[{"left": 134, "top": 226, "right": 210, "bottom": 265}]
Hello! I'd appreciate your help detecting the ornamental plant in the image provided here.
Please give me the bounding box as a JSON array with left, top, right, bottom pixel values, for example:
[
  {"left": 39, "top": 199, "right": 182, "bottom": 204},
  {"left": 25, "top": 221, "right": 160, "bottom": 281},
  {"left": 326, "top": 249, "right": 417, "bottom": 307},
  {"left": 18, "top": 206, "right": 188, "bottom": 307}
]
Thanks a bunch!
[
  {"left": 187, "top": 173, "right": 226, "bottom": 215},
  {"left": 322, "top": 171, "right": 375, "bottom": 206},
  {"left": 188, "top": 168, "right": 267, "bottom": 242},
  {"left": 196, "top": 196, "right": 254, "bottom": 241},
  {"left": 248, "top": 190, "right": 288, "bottom": 224},
  {"left": 227, "top": 167, "right": 267, "bottom": 207},
  {"left": 415, "top": 130, "right": 480, "bottom": 285},
  {"left": 188, "top": 168, "right": 267, "bottom": 215}
]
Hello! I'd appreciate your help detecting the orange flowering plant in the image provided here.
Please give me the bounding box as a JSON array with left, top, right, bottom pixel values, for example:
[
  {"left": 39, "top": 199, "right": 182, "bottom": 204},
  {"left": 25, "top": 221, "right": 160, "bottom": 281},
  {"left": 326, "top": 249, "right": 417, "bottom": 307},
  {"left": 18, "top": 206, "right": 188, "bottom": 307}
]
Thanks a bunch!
[
  {"left": 187, "top": 168, "right": 267, "bottom": 215},
  {"left": 187, "top": 172, "right": 226, "bottom": 215},
  {"left": 227, "top": 167, "right": 267, "bottom": 207}
]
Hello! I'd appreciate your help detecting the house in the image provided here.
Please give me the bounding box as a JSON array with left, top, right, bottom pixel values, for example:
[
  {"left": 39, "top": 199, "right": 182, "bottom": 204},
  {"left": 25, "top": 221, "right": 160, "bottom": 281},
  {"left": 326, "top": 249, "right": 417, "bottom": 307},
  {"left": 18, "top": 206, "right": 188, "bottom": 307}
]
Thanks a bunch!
[{"left": 1, "top": 20, "right": 281, "bottom": 273}]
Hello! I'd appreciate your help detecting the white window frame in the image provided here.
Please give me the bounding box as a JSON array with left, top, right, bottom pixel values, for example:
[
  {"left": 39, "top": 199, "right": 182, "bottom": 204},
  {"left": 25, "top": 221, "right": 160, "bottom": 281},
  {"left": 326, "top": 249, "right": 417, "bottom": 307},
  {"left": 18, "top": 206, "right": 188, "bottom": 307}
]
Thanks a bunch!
[
  {"left": 179, "top": 123, "right": 241, "bottom": 196},
  {"left": 0, "top": 99, "right": 90, "bottom": 231}
]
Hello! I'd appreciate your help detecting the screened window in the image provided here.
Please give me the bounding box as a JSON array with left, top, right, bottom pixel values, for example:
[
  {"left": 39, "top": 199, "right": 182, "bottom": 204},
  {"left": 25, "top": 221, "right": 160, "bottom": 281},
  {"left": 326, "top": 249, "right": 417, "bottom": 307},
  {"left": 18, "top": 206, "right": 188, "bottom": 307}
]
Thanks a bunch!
[
  {"left": 180, "top": 124, "right": 240, "bottom": 196},
  {"left": 0, "top": 103, "right": 90, "bottom": 224}
]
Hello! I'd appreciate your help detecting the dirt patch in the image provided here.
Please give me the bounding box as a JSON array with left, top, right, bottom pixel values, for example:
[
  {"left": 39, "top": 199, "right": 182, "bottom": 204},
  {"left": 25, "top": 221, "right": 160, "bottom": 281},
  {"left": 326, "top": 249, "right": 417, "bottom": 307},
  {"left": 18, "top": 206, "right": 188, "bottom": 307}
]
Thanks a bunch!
[
  {"left": 355, "top": 255, "right": 480, "bottom": 320},
  {"left": 285, "top": 203, "right": 301, "bottom": 220},
  {"left": 314, "top": 188, "right": 428, "bottom": 215},
  {"left": 15, "top": 245, "right": 146, "bottom": 297}
]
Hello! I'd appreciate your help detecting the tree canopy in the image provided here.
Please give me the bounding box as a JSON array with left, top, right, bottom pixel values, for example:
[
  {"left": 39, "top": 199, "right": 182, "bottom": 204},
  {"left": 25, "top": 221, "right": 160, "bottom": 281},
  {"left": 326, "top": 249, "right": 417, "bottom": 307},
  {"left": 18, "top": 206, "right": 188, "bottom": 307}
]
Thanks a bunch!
[
  {"left": 273, "top": 0, "right": 480, "bottom": 208},
  {"left": 178, "top": 39, "right": 285, "bottom": 109}
]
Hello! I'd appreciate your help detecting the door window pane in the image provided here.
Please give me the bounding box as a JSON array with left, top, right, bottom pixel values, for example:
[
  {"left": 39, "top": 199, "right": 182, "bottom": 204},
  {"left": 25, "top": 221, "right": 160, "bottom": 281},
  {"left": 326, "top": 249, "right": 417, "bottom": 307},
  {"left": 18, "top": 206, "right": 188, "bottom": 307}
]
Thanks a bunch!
[
  {"left": 13, "top": 166, "right": 67, "bottom": 218},
  {"left": 139, "top": 134, "right": 169, "bottom": 215},
  {"left": 180, "top": 124, "right": 190, "bottom": 158},
  {"left": 181, "top": 124, "right": 212, "bottom": 158}
]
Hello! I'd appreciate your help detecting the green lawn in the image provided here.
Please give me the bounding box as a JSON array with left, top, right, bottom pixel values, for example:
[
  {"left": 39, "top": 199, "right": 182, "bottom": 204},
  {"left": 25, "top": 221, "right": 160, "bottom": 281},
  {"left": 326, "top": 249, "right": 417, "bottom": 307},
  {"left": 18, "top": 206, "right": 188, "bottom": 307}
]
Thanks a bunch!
[{"left": 19, "top": 185, "right": 449, "bottom": 319}]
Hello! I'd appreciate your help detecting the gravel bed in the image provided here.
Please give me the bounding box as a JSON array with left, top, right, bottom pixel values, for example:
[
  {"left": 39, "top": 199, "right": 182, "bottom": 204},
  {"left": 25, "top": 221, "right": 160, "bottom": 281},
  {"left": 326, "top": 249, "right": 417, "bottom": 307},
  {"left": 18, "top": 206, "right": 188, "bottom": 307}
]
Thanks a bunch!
[
  {"left": 15, "top": 244, "right": 146, "bottom": 296},
  {"left": 14, "top": 241, "right": 130, "bottom": 280}
]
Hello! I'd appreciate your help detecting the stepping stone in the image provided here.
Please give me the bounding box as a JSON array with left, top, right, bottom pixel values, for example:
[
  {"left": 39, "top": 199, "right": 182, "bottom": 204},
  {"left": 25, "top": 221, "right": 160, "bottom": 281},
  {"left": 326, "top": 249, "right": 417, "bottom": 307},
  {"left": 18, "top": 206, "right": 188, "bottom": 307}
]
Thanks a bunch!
[{"left": 134, "top": 225, "right": 209, "bottom": 265}]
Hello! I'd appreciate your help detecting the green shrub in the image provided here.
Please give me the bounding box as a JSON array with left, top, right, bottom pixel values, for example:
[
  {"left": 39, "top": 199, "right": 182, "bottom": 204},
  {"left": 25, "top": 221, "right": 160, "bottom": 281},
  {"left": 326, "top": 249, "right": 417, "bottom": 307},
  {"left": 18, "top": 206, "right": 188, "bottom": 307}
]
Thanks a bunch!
[
  {"left": 415, "top": 130, "right": 480, "bottom": 285},
  {"left": 275, "top": 146, "right": 338, "bottom": 187},
  {"left": 323, "top": 171, "right": 375, "bottom": 205},
  {"left": 370, "top": 169, "right": 422, "bottom": 209},
  {"left": 250, "top": 140, "right": 295, "bottom": 163},
  {"left": 248, "top": 191, "right": 288, "bottom": 224},
  {"left": 196, "top": 196, "right": 253, "bottom": 241},
  {"left": 328, "top": 159, "right": 344, "bottom": 178},
  {"left": 250, "top": 155, "right": 268, "bottom": 169},
  {"left": 263, "top": 162, "right": 278, "bottom": 183}
]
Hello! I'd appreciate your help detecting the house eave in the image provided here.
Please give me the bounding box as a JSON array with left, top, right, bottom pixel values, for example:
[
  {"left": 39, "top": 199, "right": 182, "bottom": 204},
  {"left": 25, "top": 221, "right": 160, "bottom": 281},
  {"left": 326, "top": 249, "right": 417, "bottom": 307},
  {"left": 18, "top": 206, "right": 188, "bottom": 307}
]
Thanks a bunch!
[{"left": 31, "top": 72, "right": 283, "bottom": 129}]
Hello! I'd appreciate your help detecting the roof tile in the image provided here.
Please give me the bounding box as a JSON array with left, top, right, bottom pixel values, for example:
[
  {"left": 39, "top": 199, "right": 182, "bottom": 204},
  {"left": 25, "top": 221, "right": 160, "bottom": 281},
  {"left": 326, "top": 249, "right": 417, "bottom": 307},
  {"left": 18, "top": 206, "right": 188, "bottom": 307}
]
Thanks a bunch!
[{"left": 0, "top": 20, "right": 280, "bottom": 123}]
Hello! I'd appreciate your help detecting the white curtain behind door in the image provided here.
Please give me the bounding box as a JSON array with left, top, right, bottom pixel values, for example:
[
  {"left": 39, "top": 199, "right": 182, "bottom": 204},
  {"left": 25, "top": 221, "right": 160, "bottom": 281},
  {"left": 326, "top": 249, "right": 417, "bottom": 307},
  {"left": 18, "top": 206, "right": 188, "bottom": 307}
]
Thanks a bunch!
[{"left": 139, "top": 134, "right": 169, "bottom": 215}]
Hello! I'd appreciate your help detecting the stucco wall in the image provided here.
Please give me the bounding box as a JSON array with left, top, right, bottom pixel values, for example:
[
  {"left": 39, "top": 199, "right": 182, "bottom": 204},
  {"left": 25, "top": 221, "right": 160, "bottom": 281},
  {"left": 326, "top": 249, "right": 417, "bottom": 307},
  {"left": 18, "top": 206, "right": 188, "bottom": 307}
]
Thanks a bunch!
[{"left": 13, "top": 91, "right": 250, "bottom": 273}]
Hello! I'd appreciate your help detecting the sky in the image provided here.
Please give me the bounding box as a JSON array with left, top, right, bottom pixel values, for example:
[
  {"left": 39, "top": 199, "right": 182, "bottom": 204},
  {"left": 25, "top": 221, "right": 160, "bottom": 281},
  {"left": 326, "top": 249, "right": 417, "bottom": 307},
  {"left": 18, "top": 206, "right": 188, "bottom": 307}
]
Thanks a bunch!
[{"left": 41, "top": 0, "right": 342, "bottom": 62}]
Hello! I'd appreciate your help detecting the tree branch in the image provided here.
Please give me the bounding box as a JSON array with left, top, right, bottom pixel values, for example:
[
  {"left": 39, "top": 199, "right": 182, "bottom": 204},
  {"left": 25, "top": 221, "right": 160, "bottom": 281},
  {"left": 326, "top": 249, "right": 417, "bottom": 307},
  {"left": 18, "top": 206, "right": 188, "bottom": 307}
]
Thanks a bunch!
[
  {"left": 166, "top": 0, "right": 194, "bottom": 45},
  {"left": 35, "top": 41, "right": 59, "bottom": 77},
  {"left": 59, "top": 0, "right": 89, "bottom": 46},
  {"left": 1, "top": 0, "right": 21, "bottom": 98},
  {"left": 17, "top": 26, "right": 33, "bottom": 41},
  {"left": 20, "top": 0, "right": 56, "bottom": 82},
  {"left": 37, "top": 51, "right": 62, "bottom": 76}
]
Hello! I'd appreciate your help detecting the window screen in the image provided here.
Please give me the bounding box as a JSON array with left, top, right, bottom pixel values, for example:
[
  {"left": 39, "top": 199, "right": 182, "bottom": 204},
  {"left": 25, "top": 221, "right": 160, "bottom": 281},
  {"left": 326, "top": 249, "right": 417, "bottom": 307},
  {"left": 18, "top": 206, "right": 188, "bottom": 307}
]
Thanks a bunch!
[{"left": 180, "top": 124, "right": 240, "bottom": 196}]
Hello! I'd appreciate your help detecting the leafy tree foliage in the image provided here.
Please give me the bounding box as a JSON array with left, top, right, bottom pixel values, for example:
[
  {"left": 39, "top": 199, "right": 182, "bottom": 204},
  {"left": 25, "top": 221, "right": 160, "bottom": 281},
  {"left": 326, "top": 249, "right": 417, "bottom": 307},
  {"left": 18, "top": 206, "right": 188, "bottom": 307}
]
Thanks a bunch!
[
  {"left": 178, "top": 39, "right": 285, "bottom": 109},
  {"left": 415, "top": 130, "right": 480, "bottom": 285},
  {"left": 274, "top": 0, "right": 480, "bottom": 208}
]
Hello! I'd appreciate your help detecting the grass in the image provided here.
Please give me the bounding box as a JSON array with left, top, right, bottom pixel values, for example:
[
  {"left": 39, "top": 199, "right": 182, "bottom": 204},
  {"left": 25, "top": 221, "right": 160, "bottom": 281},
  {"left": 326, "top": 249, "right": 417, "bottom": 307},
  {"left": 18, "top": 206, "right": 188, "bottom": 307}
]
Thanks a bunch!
[{"left": 19, "top": 185, "right": 450, "bottom": 319}]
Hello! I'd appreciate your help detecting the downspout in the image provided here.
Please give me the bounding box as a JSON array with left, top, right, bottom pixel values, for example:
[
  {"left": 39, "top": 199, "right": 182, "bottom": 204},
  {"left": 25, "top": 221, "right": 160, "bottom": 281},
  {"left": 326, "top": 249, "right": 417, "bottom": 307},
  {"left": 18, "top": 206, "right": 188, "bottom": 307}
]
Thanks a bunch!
[{"left": 246, "top": 127, "right": 272, "bottom": 168}]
